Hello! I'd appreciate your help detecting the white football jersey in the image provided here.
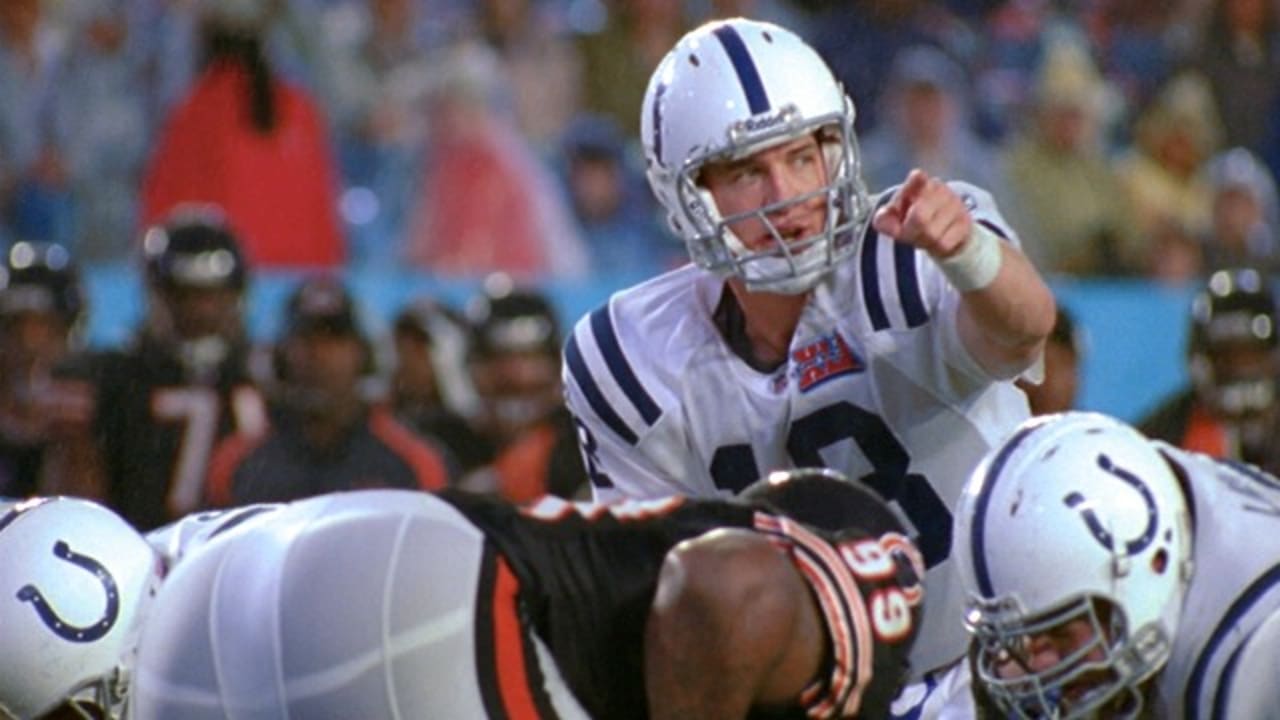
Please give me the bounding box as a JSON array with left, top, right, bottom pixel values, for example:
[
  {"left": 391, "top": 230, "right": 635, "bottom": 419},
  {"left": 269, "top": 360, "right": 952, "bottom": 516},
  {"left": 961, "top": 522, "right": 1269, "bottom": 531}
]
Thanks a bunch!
[
  {"left": 144, "top": 504, "right": 283, "bottom": 571},
  {"left": 563, "top": 181, "right": 1032, "bottom": 676},
  {"left": 1154, "top": 443, "right": 1280, "bottom": 719}
]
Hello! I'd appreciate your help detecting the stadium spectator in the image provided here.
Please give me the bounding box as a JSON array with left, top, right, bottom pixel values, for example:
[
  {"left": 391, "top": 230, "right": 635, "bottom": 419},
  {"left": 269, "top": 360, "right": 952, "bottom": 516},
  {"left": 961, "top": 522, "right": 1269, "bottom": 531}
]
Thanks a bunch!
[
  {"left": 404, "top": 41, "right": 588, "bottom": 279},
  {"left": 564, "top": 18, "right": 1054, "bottom": 716},
  {"left": 575, "top": 0, "right": 690, "bottom": 140},
  {"left": 325, "top": 0, "right": 435, "bottom": 268},
  {"left": 473, "top": 0, "right": 582, "bottom": 151},
  {"left": 459, "top": 276, "right": 588, "bottom": 502},
  {"left": 1113, "top": 72, "right": 1222, "bottom": 261},
  {"left": 140, "top": 0, "right": 345, "bottom": 268},
  {"left": 860, "top": 45, "right": 1012, "bottom": 209},
  {"left": 1192, "top": 0, "right": 1280, "bottom": 163},
  {"left": 1201, "top": 146, "right": 1280, "bottom": 274},
  {"left": 50, "top": 0, "right": 154, "bottom": 262},
  {"left": 206, "top": 275, "right": 449, "bottom": 506},
  {"left": 808, "top": 0, "right": 970, "bottom": 136},
  {"left": 1086, "top": 0, "right": 1189, "bottom": 116},
  {"left": 1139, "top": 267, "right": 1280, "bottom": 474},
  {"left": 0, "top": 0, "right": 72, "bottom": 249},
  {"left": 1002, "top": 39, "right": 1139, "bottom": 276},
  {"left": 967, "top": 0, "right": 1076, "bottom": 142},
  {"left": 558, "top": 113, "right": 677, "bottom": 283},
  {"left": 131, "top": 471, "right": 925, "bottom": 719}
]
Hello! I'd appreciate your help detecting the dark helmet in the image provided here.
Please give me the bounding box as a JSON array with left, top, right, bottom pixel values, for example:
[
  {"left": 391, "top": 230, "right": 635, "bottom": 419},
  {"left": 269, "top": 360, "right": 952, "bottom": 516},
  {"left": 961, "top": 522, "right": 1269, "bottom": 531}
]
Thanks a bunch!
[
  {"left": 142, "top": 206, "right": 248, "bottom": 293},
  {"left": 0, "top": 241, "right": 84, "bottom": 326},
  {"left": 394, "top": 297, "right": 470, "bottom": 346},
  {"left": 466, "top": 275, "right": 562, "bottom": 359},
  {"left": 1189, "top": 267, "right": 1277, "bottom": 355},
  {"left": 1188, "top": 267, "right": 1278, "bottom": 419},
  {"left": 282, "top": 276, "right": 364, "bottom": 340},
  {"left": 739, "top": 467, "right": 909, "bottom": 539},
  {"left": 274, "top": 275, "right": 375, "bottom": 384}
]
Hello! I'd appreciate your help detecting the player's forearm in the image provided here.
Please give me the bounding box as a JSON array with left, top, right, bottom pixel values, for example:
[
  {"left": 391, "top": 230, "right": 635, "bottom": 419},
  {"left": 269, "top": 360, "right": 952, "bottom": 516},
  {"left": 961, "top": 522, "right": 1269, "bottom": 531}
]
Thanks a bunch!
[{"left": 956, "top": 241, "right": 1056, "bottom": 378}]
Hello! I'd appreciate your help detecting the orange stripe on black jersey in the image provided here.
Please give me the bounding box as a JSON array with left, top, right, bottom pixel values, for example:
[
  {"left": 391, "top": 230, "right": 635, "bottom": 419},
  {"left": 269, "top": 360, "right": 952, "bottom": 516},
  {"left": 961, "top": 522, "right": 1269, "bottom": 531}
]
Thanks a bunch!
[
  {"left": 755, "top": 513, "right": 875, "bottom": 719},
  {"left": 204, "top": 429, "right": 268, "bottom": 508},
  {"left": 369, "top": 406, "right": 449, "bottom": 491},
  {"left": 474, "top": 544, "right": 559, "bottom": 720}
]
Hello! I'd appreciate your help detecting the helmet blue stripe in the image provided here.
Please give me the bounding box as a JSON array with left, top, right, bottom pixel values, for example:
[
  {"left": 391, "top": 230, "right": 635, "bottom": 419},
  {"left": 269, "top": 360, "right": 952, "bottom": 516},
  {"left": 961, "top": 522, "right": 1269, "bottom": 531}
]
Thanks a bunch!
[
  {"left": 970, "top": 423, "right": 1041, "bottom": 598},
  {"left": 0, "top": 497, "right": 53, "bottom": 534},
  {"left": 713, "top": 25, "right": 770, "bottom": 115},
  {"left": 650, "top": 79, "right": 667, "bottom": 162}
]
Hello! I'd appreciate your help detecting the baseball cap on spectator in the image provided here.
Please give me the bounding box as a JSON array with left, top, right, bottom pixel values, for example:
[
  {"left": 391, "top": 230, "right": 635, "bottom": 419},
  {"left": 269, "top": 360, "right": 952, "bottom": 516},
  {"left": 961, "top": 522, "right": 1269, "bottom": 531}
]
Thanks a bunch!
[
  {"left": 562, "top": 114, "right": 626, "bottom": 164},
  {"left": 1208, "top": 147, "right": 1280, "bottom": 227},
  {"left": 284, "top": 276, "right": 362, "bottom": 338},
  {"left": 888, "top": 45, "right": 964, "bottom": 93}
]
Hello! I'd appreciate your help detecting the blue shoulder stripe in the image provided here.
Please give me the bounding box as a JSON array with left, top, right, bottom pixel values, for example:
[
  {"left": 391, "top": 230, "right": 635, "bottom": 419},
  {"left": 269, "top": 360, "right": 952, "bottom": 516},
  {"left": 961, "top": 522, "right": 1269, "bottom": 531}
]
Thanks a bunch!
[
  {"left": 1213, "top": 639, "right": 1249, "bottom": 720},
  {"left": 1186, "top": 563, "right": 1280, "bottom": 720},
  {"left": 208, "top": 505, "right": 278, "bottom": 540},
  {"left": 977, "top": 219, "right": 1010, "bottom": 241},
  {"left": 894, "top": 243, "right": 928, "bottom": 328},
  {"left": 565, "top": 334, "right": 638, "bottom": 445},
  {"left": 589, "top": 306, "right": 661, "bottom": 425},
  {"left": 860, "top": 219, "right": 889, "bottom": 331},
  {"left": 861, "top": 193, "right": 910, "bottom": 331}
]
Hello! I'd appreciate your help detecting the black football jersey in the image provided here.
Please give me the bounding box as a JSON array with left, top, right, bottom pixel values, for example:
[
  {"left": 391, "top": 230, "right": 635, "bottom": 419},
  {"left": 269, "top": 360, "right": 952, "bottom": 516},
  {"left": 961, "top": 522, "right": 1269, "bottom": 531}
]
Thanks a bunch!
[
  {"left": 0, "top": 436, "right": 42, "bottom": 498},
  {"left": 87, "top": 336, "right": 265, "bottom": 530},
  {"left": 439, "top": 489, "right": 921, "bottom": 720}
]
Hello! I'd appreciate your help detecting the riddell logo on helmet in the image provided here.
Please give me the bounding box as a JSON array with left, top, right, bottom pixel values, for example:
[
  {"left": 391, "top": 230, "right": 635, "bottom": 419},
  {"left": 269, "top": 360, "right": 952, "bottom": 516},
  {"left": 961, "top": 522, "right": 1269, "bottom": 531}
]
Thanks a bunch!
[{"left": 730, "top": 105, "right": 799, "bottom": 137}]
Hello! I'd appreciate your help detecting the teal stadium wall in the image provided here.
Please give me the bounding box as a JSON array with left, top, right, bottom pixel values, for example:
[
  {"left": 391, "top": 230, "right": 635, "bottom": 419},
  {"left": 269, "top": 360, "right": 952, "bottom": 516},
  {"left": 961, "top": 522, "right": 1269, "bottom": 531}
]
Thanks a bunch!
[{"left": 81, "top": 265, "right": 1196, "bottom": 425}]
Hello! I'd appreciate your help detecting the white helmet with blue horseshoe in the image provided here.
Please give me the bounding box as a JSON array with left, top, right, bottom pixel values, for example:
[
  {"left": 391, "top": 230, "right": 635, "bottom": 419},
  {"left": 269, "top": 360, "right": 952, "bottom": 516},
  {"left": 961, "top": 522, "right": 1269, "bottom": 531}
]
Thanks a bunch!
[
  {"left": 0, "top": 496, "right": 161, "bottom": 719},
  {"left": 640, "top": 17, "right": 871, "bottom": 295},
  {"left": 951, "top": 412, "right": 1194, "bottom": 719}
]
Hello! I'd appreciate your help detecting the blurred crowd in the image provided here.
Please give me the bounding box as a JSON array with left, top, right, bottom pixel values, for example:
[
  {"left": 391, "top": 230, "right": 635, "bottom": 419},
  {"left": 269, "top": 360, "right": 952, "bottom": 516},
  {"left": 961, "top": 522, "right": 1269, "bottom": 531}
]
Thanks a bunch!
[
  {"left": 1, "top": 0, "right": 1278, "bottom": 283},
  {"left": 5, "top": 0, "right": 1280, "bottom": 522}
]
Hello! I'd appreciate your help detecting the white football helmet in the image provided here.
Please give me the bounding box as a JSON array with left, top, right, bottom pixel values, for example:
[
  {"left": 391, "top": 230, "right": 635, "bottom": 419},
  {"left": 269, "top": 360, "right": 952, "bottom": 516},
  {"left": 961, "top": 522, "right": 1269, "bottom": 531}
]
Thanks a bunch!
[
  {"left": 640, "top": 18, "right": 871, "bottom": 294},
  {"left": 952, "top": 412, "right": 1194, "bottom": 719},
  {"left": 0, "top": 497, "right": 162, "bottom": 719}
]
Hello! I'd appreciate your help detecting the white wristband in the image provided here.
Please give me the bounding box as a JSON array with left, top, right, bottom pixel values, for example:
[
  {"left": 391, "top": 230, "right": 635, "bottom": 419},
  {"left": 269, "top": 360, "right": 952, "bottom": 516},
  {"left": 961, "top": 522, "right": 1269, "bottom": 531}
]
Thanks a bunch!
[{"left": 934, "top": 223, "right": 1002, "bottom": 292}]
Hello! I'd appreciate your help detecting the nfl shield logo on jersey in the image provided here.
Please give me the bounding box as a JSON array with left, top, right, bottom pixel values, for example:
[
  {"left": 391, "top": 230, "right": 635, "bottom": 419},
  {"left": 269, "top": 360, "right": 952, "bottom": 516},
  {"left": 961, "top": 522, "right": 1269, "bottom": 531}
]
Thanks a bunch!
[{"left": 794, "top": 332, "right": 864, "bottom": 392}]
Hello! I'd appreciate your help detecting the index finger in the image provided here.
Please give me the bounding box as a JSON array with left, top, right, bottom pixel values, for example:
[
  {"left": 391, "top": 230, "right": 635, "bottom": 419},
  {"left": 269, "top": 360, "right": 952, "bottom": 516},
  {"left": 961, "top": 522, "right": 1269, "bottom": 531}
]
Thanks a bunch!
[{"left": 886, "top": 169, "right": 930, "bottom": 216}]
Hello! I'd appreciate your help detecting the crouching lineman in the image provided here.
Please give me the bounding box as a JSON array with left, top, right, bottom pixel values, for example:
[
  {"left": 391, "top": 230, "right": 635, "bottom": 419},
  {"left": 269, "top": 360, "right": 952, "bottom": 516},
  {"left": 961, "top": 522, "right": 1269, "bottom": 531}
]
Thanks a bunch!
[
  {"left": 0, "top": 496, "right": 280, "bottom": 719},
  {"left": 953, "top": 411, "right": 1280, "bottom": 719},
  {"left": 130, "top": 469, "right": 925, "bottom": 719}
]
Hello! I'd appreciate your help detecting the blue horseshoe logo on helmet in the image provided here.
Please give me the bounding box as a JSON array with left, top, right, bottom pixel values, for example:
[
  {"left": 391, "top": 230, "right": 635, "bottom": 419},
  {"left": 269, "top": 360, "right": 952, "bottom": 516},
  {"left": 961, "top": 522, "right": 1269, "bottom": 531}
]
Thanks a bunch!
[
  {"left": 17, "top": 541, "right": 120, "bottom": 643},
  {"left": 1062, "top": 453, "right": 1158, "bottom": 556}
]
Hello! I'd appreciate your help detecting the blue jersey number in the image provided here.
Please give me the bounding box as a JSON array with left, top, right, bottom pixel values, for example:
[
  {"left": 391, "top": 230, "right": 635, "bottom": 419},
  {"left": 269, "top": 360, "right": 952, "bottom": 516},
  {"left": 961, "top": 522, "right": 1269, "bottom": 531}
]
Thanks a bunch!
[{"left": 712, "top": 401, "right": 952, "bottom": 568}]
